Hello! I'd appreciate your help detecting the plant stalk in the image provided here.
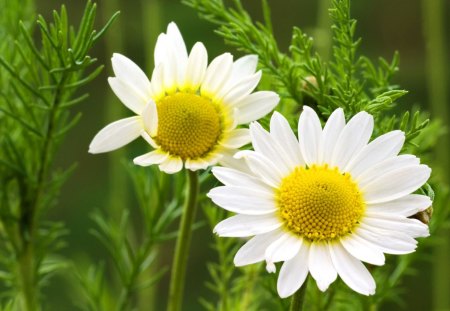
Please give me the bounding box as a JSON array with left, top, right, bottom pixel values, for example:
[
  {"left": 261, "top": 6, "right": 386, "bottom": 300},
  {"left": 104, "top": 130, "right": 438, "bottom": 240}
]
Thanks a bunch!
[
  {"left": 167, "top": 170, "right": 199, "bottom": 311},
  {"left": 289, "top": 277, "right": 308, "bottom": 311}
]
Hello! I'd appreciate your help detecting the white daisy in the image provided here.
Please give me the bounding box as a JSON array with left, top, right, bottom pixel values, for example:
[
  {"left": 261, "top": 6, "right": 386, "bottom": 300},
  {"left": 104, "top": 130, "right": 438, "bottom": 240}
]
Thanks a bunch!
[
  {"left": 89, "top": 22, "right": 279, "bottom": 174},
  {"left": 208, "top": 107, "right": 431, "bottom": 297}
]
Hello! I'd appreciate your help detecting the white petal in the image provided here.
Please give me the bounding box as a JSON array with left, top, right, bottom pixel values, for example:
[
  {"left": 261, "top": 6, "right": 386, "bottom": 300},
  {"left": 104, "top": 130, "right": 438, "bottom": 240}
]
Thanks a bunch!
[
  {"left": 142, "top": 100, "right": 158, "bottom": 136},
  {"left": 235, "top": 91, "right": 279, "bottom": 124},
  {"left": 222, "top": 71, "right": 262, "bottom": 106},
  {"left": 201, "top": 53, "right": 233, "bottom": 98},
  {"left": 218, "top": 151, "right": 253, "bottom": 175},
  {"left": 150, "top": 64, "right": 165, "bottom": 99},
  {"left": 357, "top": 155, "right": 420, "bottom": 186},
  {"left": 211, "top": 167, "right": 273, "bottom": 191},
  {"left": 166, "top": 22, "right": 188, "bottom": 63},
  {"left": 298, "top": 106, "right": 323, "bottom": 166},
  {"left": 329, "top": 243, "right": 375, "bottom": 296},
  {"left": 89, "top": 117, "right": 142, "bottom": 154},
  {"left": 141, "top": 131, "right": 158, "bottom": 148},
  {"left": 154, "top": 33, "right": 169, "bottom": 66},
  {"left": 270, "top": 111, "right": 304, "bottom": 169},
  {"left": 214, "top": 214, "right": 282, "bottom": 237},
  {"left": 356, "top": 225, "right": 417, "bottom": 255},
  {"left": 234, "top": 230, "right": 284, "bottom": 266},
  {"left": 235, "top": 151, "right": 284, "bottom": 188},
  {"left": 230, "top": 55, "right": 258, "bottom": 80},
  {"left": 111, "top": 53, "right": 152, "bottom": 98},
  {"left": 182, "top": 42, "right": 207, "bottom": 91},
  {"left": 166, "top": 23, "right": 188, "bottom": 87},
  {"left": 158, "top": 156, "right": 183, "bottom": 174},
  {"left": 277, "top": 243, "right": 309, "bottom": 298},
  {"left": 220, "top": 129, "right": 251, "bottom": 149},
  {"left": 331, "top": 111, "right": 373, "bottom": 170},
  {"left": 108, "top": 77, "right": 148, "bottom": 115},
  {"left": 367, "top": 194, "right": 431, "bottom": 216},
  {"left": 321, "top": 108, "right": 345, "bottom": 164},
  {"left": 362, "top": 213, "right": 429, "bottom": 238},
  {"left": 345, "top": 130, "right": 405, "bottom": 175},
  {"left": 308, "top": 243, "right": 337, "bottom": 291},
  {"left": 265, "top": 233, "right": 302, "bottom": 266},
  {"left": 207, "top": 186, "right": 276, "bottom": 215},
  {"left": 250, "top": 122, "right": 291, "bottom": 175},
  {"left": 340, "top": 234, "right": 385, "bottom": 266},
  {"left": 185, "top": 157, "right": 210, "bottom": 171},
  {"left": 362, "top": 164, "right": 431, "bottom": 204},
  {"left": 133, "top": 150, "right": 168, "bottom": 166}
]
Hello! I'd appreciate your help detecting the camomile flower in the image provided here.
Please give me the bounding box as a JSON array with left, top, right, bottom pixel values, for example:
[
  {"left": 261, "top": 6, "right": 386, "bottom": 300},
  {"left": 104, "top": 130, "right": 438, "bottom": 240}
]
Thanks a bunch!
[
  {"left": 208, "top": 107, "right": 431, "bottom": 297},
  {"left": 89, "top": 22, "right": 279, "bottom": 173}
]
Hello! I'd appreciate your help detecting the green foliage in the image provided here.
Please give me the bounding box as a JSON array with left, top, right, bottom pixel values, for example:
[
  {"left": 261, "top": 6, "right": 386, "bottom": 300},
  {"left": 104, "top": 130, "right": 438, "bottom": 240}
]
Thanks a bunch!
[
  {"left": 77, "top": 164, "right": 185, "bottom": 311},
  {"left": 0, "top": 1, "right": 117, "bottom": 309}
]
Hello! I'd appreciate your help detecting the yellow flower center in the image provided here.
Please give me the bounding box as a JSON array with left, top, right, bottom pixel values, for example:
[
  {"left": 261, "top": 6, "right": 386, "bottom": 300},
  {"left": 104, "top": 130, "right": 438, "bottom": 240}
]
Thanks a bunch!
[
  {"left": 154, "top": 92, "right": 222, "bottom": 160},
  {"left": 276, "top": 165, "right": 365, "bottom": 242}
]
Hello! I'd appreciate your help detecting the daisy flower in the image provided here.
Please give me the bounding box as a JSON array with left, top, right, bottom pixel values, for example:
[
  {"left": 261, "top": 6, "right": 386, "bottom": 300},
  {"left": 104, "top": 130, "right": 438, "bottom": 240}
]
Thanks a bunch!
[
  {"left": 88, "top": 22, "right": 279, "bottom": 173},
  {"left": 208, "top": 107, "right": 431, "bottom": 297}
]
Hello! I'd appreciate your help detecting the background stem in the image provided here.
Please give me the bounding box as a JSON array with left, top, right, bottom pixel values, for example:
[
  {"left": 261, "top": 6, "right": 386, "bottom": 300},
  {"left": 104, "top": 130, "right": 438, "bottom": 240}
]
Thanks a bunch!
[
  {"left": 289, "top": 277, "right": 308, "bottom": 311},
  {"left": 167, "top": 170, "right": 199, "bottom": 311}
]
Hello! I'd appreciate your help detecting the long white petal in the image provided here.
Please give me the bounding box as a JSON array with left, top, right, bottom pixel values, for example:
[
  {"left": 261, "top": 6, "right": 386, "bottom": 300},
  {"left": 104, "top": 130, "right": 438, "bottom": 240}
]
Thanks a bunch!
[
  {"left": 89, "top": 117, "right": 142, "bottom": 154},
  {"left": 367, "top": 194, "right": 431, "bottom": 217},
  {"left": 277, "top": 243, "right": 309, "bottom": 298},
  {"left": 250, "top": 122, "right": 291, "bottom": 175},
  {"left": 270, "top": 111, "right": 305, "bottom": 169},
  {"left": 321, "top": 108, "right": 345, "bottom": 164},
  {"left": 234, "top": 230, "right": 284, "bottom": 266},
  {"left": 357, "top": 155, "right": 419, "bottom": 186},
  {"left": 308, "top": 243, "right": 338, "bottom": 292},
  {"left": 150, "top": 64, "right": 165, "bottom": 100},
  {"left": 235, "top": 151, "right": 284, "bottom": 188},
  {"left": 362, "top": 213, "right": 429, "bottom": 238},
  {"left": 133, "top": 150, "right": 168, "bottom": 166},
  {"left": 362, "top": 164, "right": 431, "bottom": 204},
  {"left": 331, "top": 111, "right": 373, "bottom": 170},
  {"left": 345, "top": 130, "right": 405, "bottom": 175},
  {"left": 207, "top": 186, "right": 276, "bottom": 215},
  {"left": 220, "top": 129, "right": 251, "bottom": 149},
  {"left": 298, "top": 106, "right": 322, "bottom": 166},
  {"left": 214, "top": 214, "right": 282, "bottom": 237},
  {"left": 158, "top": 156, "right": 183, "bottom": 174},
  {"left": 329, "top": 243, "right": 375, "bottom": 296},
  {"left": 356, "top": 225, "right": 417, "bottom": 255},
  {"left": 201, "top": 53, "right": 233, "bottom": 98},
  {"left": 230, "top": 55, "right": 258, "bottom": 80},
  {"left": 211, "top": 166, "right": 273, "bottom": 191},
  {"left": 111, "top": 53, "right": 152, "bottom": 98},
  {"left": 167, "top": 22, "right": 188, "bottom": 87},
  {"left": 154, "top": 33, "right": 169, "bottom": 67},
  {"left": 340, "top": 234, "right": 385, "bottom": 266},
  {"left": 222, "top": 71, "right": 262, "bottom": 106},
  {"left": 182, "top": 42, "right": 208, "bottom": 91},
  {"left": 108, "top": 77, "right": 148, "bottom": 115},
  {"left": 235, "top": 91, "right": 279, "bottom": 124},
  {"left": 265, "top": 233, "right": 302, "bottom": 267},
  {"left": 141, "top": 100, "right": 158, "bottom": 136}
]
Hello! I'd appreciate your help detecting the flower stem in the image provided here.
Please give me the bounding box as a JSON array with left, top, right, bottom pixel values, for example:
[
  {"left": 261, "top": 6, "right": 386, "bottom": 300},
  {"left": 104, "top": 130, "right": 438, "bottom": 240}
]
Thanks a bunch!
[
  {"left": 167, "top": 170, "right": 199, "bottom": 311},
  {"left": 289, "top": 277, "right": 308, "bottom": 311}
]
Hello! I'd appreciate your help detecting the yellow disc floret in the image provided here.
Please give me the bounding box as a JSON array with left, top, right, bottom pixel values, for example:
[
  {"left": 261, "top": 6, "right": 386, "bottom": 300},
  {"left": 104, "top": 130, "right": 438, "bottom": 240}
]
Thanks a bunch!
[
  {"left": 276, "top": 165, "right": 365, "bottom": 242},
  {"left": 155, "top": 92, "right": 222, "bottom": 160}
]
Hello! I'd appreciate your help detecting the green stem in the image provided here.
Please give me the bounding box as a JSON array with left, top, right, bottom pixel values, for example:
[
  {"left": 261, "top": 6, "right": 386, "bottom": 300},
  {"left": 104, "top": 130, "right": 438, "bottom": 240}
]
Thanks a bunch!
[
  {"left": 18, "top": 245, "right": 38, "bottom": 311},
  {"left": 167, "top": 170, "right": 199, "bottom": 311},
  {"left": 289, "top": 277, "right": 308, "bottom": 311}
]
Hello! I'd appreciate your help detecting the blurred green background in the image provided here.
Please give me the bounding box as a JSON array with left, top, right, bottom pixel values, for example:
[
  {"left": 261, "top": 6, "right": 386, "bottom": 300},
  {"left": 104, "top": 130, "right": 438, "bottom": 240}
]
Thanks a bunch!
[{"left": 31, "top": 0, "right": 449, "bottom": 310}]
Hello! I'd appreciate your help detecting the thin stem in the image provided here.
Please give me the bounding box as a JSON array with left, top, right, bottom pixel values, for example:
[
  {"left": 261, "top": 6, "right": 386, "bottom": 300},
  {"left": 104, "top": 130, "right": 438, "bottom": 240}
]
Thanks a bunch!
[
  {"left": 167, "top": 170, "right": 199, "bottom": 311},
  {"left": 289, "top": 277, "right": 309, "bottom": 311}
]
